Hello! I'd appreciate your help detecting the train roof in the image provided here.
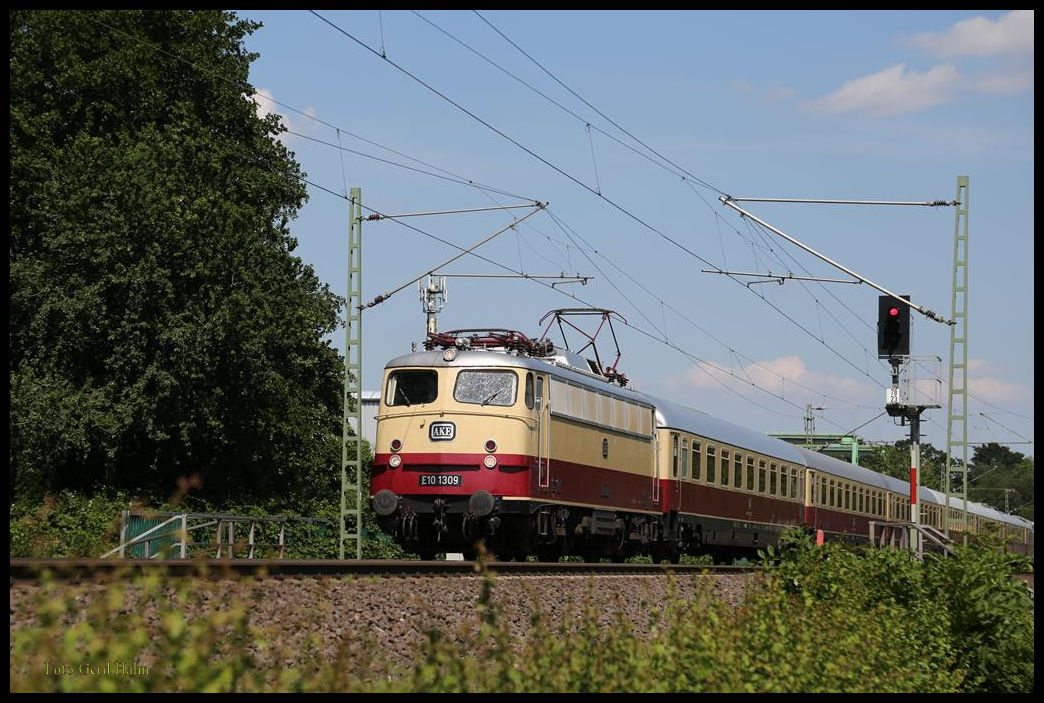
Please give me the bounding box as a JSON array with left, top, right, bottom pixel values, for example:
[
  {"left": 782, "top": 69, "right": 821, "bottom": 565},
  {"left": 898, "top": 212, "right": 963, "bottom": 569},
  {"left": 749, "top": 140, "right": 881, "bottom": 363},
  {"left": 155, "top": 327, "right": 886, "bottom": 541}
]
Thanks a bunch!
[
  {"left": 383, "top": 349, "right": 1031, "bottom": 533},
  {"left": 920, "top": 487, "right": 1032, "bottom": 529},
  {"left": 638, "top": 394, "right": 808, "bottom": 465},
  {"left": 793, "top": 445, "right": 906, "bottom": 492}
]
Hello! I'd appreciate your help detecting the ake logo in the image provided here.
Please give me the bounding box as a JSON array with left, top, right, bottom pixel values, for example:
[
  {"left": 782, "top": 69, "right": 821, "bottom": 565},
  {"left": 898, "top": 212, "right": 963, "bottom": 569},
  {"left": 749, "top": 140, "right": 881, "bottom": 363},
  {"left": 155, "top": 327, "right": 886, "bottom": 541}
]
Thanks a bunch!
[{"left": 429, "top": 421, "right": 456, "bottom": 441}]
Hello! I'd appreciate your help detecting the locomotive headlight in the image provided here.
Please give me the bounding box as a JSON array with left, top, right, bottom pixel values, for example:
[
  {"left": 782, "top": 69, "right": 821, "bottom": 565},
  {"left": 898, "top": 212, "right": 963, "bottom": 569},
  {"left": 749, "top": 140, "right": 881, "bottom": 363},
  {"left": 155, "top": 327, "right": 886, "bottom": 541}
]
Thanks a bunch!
[
  {"left": 390, "top": 438, "right": 402, "bottom": 452},
  {"left": 389, "top": 454, "right": 402, "bottom": 469},
  {"left": 483, "top": 454, "right": 498, "bottom": 469},
  {"left": 484, "top": 439, "right": 497, "bottom": 453},
  {"left": 443, "top": 348, "right": 457, "bottom": 362}
]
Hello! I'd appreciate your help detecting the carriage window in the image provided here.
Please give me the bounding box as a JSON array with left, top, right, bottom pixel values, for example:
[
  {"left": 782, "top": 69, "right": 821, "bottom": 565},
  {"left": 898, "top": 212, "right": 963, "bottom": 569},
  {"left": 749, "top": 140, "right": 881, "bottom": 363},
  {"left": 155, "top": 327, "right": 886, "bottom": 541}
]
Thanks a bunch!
[
  {"left": 525, "top": 373, "right": 534, "bottom": 409},
  {"left": 681, "top": 438, "right": 689, "bottom": 479},
  {"left": 769, "top": 463, "right": 777, "bottom": 495},
  {"left": 792, "top": 468, "right": 800, "bottom": 499},
  {"left": 692, "top": 442, "right": 702, "bottom": 481},
  {"left": 733, "top": 454, "right": 742, "bottom": 489},
  {"left": 759, "top": 460, "right": 767, "bottom": 493},
  {"left": 779, "top": 465, "right": 788, "bottom": 497},
  {"left": 720, "top": 450, "right": 730, "bottom": 486},
  {"left": 386, "top": 370, "right": 438, "bottom": 406},
  {"left": 706, "top": 446, "right": 716, "bottom": 484},
  {"left": 747, "top": 457, "right": 755, "bottom": 491},
  {"left": 453, "top": 370, "right": 517, "bottom": 407}
]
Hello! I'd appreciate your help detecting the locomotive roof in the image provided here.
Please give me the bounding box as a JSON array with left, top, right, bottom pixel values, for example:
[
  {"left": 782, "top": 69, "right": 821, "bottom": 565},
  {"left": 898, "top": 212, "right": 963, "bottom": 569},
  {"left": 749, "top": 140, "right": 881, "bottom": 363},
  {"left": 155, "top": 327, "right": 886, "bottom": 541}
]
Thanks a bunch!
[{"left": 384, "top": 349, "right": 655, "bottom": 405}]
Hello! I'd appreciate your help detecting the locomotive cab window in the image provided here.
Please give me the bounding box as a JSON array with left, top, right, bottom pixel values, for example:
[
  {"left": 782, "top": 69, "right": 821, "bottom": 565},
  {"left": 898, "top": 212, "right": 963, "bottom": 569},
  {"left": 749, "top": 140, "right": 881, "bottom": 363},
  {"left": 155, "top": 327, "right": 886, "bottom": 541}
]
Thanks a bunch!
[
  {"left": 454, "top": 370, "right": 518, "bottom": 407},
  {"left": 386, "top": 370, "right": 438, "bottom": 407}
]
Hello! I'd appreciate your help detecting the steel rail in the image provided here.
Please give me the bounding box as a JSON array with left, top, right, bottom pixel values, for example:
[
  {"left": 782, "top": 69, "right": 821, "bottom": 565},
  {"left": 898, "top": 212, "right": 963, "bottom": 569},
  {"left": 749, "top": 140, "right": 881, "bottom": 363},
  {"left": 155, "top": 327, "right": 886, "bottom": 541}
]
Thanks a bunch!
[{"left": 9, "top": 558, "right": 759, "bottom": 581}]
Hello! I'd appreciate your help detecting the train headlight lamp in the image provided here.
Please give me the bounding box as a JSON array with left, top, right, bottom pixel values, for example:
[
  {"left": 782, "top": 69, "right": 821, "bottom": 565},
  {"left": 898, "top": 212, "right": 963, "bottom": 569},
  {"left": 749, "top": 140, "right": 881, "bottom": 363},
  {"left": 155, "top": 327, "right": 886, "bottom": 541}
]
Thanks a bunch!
[
  {"left": 389, "top": 454, "right": 402, "bottom": 469},
  {"left": 443, "top": 348, "right": 457, "bottom": 362},
  {"left": 390, "top": 438, "right": 402, "bottom": 452},
  {"left": 483, "top": 454, "right": 498, "bottom": 469},
  {"left": 484, "top": 439, "right": 497, "bottom": 453}
]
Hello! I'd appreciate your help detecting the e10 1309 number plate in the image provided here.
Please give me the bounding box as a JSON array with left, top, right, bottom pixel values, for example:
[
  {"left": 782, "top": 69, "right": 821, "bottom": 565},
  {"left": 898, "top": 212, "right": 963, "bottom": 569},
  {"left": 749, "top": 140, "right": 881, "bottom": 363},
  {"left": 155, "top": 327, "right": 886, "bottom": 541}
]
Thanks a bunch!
[{"left": 418, "top": 474, "right": 462, "bottom": 487}]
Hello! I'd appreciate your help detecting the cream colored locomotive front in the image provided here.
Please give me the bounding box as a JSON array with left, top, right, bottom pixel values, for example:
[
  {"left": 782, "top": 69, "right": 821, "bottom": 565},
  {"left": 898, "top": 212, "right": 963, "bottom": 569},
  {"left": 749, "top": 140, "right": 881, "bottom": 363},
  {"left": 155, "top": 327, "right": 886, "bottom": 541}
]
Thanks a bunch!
[{"left": 372, "top": 362, "right": 541, "bottom": 498}]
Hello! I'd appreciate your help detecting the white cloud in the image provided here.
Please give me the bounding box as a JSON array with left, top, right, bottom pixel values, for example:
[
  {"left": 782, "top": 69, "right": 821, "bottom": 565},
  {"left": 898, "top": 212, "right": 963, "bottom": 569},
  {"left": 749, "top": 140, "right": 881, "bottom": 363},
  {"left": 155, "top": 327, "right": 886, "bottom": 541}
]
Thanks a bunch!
[
  {"left": 806, "top": 12, "right": 1033, "bottom": 118},
  {"left": 908, "top": 10, "right": 1034, "bottom": 58},
  {"left": 246, "top": 88, "right": 319, "bottom": 144},
  {"left": 967, "top": 376, "right": 1031, "bottom": 405},
  {"left": 812, "top": 63, "right": 962, "bottom": 117},
  {"left": 969, "top": 67, "right": 1035, "bottom": 96},
  {"left": 677, "top": 355, "right": 874, "bottom": 403}
]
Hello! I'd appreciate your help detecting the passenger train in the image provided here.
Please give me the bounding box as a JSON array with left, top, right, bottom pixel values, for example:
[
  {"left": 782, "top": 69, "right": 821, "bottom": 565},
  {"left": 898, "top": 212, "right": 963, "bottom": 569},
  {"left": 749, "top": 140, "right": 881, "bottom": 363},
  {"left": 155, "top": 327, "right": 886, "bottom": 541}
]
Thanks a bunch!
[{"left": 369, "top": 325, "right": 1033, "bottom": 561}]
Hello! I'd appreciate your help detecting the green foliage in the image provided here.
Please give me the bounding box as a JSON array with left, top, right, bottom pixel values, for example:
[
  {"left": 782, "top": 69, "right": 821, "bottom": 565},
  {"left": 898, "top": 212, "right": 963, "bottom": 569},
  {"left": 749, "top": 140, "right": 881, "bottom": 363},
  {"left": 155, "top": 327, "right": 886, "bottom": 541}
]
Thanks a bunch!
[
  {"left": 922, "top": 538, "right": 1034, "bottom": 693},
  {"left": 10, "top": 10, "right": 342, "bottom": 508},
  {"left": 857, "top": 441, "right": 1032, "bottom": 521},
  {"left": 10, "top": 491, "right": 131, "bottom": 558},
  {"left": 762, "top": 528, "right": 1033, "bottom": 693},
  {"left": 967, "top": 443, "right": 1034, "bottom": 522}
]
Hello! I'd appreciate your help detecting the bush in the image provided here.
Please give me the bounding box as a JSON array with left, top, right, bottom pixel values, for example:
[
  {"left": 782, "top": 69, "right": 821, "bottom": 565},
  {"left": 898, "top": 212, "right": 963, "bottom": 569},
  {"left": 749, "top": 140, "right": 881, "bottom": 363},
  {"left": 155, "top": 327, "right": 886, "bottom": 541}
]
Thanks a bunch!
[
  {"left": 10, "top": 491, "right": 131, "bottom": 558},
  {"left": 10, "top": 533, "right": 1032, "bottom": 692}
]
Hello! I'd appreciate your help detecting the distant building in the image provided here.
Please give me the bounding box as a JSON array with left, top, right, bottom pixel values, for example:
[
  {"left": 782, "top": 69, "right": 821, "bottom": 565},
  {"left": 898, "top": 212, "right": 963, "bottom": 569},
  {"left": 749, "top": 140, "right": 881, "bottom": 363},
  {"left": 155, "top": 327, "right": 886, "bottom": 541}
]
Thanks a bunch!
[
  {"left": 769, "top": 433, "right": 874, "bottom": 465},
  {"left": 361, "top": 391, "right": 380, "bottom": 448}
]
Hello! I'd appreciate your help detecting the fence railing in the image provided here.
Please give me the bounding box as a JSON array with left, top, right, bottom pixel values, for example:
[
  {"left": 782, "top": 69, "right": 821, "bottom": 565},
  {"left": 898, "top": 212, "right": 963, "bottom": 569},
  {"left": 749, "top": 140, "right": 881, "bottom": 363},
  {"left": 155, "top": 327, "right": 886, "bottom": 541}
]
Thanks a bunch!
[
  {"left": 100, "top": 510, "right": 333, "bottom": 559},
  {"left": 868, "top": 520, "right": 956, "bottom": 558}
]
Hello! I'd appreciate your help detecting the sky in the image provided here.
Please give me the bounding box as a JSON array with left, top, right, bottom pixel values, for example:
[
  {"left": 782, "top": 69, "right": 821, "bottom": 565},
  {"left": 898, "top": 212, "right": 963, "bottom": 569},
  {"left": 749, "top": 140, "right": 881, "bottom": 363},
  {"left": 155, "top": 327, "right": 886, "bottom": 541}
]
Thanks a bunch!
[{"left": 236, "top": 10, "right": 1034, "bottom": 459}]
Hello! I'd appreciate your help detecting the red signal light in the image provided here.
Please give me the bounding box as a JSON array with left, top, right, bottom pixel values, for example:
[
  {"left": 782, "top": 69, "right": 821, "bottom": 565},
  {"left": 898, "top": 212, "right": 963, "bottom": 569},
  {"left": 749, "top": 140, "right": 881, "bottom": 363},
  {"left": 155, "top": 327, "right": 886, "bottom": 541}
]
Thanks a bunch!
[{"left": 889, "top": 307, "right": 900, "bottom": 317}]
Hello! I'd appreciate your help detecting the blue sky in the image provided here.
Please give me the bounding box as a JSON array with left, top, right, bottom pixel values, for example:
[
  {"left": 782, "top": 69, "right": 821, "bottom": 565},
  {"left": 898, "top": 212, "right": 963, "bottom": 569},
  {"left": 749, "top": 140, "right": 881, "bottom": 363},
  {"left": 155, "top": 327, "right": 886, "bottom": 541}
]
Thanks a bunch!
[{"left": 237, "top": 10, "right": 1033, "bottom": 457}]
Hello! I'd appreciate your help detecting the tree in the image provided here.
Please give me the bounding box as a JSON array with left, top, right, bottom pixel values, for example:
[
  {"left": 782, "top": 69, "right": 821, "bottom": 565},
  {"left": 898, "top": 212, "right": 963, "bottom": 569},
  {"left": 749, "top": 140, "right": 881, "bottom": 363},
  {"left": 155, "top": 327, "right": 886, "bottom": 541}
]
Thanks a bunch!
[
  {"left": 10, "top": 11, "right": 343, "bottom": 507},
  {"left": 967, "top": 443, "right": 1034, "bottom": 522},
  {"left": 858, "top": 441, "right": 952, "bottom": 491}
]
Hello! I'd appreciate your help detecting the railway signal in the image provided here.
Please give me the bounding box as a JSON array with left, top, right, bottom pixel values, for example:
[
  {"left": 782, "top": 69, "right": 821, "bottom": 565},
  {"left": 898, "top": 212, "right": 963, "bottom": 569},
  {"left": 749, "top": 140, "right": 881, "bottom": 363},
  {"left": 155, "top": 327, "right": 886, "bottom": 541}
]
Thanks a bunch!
[{"left": 877, "top": 294, "right": 911, "bottom": 359}]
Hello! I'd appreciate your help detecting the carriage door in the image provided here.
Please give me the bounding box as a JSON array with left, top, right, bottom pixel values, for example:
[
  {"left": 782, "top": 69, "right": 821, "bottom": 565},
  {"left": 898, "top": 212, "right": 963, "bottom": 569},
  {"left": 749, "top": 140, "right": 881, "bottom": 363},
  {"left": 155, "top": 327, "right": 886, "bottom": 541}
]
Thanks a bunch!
[
  {"left": 535, "top": 375, "right": 550, "bottom": 489},
  {"left": 804, "top": 470, "right": 816, "bottom": 528}
]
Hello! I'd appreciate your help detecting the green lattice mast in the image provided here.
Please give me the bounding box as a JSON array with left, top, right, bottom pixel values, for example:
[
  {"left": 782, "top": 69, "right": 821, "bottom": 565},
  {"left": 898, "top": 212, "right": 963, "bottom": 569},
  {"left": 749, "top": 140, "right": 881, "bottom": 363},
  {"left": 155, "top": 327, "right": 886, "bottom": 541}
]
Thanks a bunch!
[
  {"left": 340, "top": 187, "right": 363, "bottom": 559},
  {"left": 945, "top": 176, "right": 969, "bottom": 539}
]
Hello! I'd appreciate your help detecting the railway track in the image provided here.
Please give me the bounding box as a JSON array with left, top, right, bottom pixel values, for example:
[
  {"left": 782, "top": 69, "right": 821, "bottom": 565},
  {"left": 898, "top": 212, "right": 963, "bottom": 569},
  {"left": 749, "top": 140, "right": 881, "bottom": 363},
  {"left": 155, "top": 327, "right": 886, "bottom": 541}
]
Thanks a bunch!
[{"left": 9, "top": 557, "right": 758, "bottom": 581}]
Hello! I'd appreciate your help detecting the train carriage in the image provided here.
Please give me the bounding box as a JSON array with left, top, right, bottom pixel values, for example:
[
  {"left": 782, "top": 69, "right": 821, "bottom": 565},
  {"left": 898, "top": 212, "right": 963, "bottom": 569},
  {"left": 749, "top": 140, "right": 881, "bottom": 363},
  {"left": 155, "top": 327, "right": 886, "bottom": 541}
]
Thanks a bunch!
[{"left": 640, "top": 396, "right": 808, "bottom": 557}]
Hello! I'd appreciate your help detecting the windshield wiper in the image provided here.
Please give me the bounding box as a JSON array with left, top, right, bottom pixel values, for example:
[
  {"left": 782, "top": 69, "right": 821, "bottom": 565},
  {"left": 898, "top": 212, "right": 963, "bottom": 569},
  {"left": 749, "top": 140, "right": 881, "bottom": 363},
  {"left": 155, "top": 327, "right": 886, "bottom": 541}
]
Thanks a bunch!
[
  {"left": 480, "top": 389, "right": 503, "bottom": 406},
  {"left": 397, "top": 389, "right": 413, "bottom": 407}
]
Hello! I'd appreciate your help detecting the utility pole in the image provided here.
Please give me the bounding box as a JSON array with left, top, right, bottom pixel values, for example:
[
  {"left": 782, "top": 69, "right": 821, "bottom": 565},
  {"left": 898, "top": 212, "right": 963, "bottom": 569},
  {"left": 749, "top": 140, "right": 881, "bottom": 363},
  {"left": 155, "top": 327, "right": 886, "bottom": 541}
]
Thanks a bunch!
[
  {"left": 945, "top": 176, "right": 970, "bottom": 540},
  {"left": 884, "top": 359, "right": 938, "bottom": 559},
  {"left": 804, "top": 404, "right": 824, "bottom": 448},
  {"left": 340, "top": 187, "right": 363, "bottom": 560}
]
